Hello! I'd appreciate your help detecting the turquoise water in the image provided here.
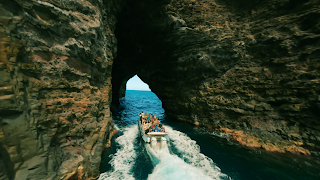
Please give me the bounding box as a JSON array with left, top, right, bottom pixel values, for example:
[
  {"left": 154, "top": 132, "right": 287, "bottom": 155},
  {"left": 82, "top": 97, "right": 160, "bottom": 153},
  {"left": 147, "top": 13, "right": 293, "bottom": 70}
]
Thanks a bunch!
[{"left": 99, "top": 90, "right": 320, "bottom": 180}]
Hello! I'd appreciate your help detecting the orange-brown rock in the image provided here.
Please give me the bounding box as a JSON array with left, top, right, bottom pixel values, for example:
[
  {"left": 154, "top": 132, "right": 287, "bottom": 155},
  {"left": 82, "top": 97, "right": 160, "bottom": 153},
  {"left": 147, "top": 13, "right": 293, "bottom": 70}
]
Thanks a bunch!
[
  {"left": 0, "top": 0, "right": 118, "bottom": 179},
  {"left": 111, "top": 0, "right": 320, "bottom": 157},
  {"left": 1, "top": 0, "right": 320, "bottom": 179},
  {"left": 217, "top": 127, "right": 311, "bottom": 155}
]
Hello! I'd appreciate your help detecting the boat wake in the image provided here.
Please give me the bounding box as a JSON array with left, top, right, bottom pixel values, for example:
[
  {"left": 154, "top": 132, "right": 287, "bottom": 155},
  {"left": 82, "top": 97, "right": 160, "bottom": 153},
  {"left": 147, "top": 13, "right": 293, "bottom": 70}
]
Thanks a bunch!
[
  {"left": 99, "top": 125, "right": 230, "bottom": 180},
  {"left": 99, "top": 126, "right": 138, "bottom": 180},
  {"left": 146, "top": 126, "right": 230, "bottom": 180}
]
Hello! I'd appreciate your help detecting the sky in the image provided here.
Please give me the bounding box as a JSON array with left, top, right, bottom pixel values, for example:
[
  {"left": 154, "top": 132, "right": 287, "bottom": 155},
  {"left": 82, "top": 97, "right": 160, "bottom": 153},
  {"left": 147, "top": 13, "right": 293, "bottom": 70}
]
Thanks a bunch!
[{"left": 126, "top": 75, "right": 151, "bottom": 91}]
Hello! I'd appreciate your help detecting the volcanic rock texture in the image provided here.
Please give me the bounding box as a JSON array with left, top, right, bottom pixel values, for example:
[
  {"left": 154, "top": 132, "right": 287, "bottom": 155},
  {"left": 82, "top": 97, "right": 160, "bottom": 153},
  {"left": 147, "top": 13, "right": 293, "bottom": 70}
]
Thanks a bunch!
[
  {"left": 0, "top": 0, "right": 118, "bottom": 179},
  {"left": 112, "top": 0, "right": 320, "bottom": 155},
  {"left": 1, "top": 0, "right": 320, "bottom": 179}
]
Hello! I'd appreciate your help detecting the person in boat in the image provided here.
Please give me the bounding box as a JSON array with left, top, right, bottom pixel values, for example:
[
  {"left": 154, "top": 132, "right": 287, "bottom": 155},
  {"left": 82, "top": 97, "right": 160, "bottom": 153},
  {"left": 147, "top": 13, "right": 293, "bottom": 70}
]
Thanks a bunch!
[
  {"left": 148, "top": 127, "right": 153, "bottom": 133},
  {"left": 142, "top": 112, "right": 147, "bottom": 119},
  {"left": 154, "top": 123, "right": 160, "bottom": 132},
  {"left": 145, "top": 127, "right": 150, "bottom": 134},
  {"left": 155, "top": 118, "right": 160, "bottom": 125},
  {"left": 143, "top": 122, "right": 148, "bottom": 130},
  {"left": 150, "top": 124, "right": 155, "bottom": 131},
  {"left": 139, "top": 112, "right": 143, "bottom": 121},
  {"left": 158, "top": 124, "right": 165, "bottom": 132},
  {"left": 151, "top": 121, "right": 156, "bottom": 128},
  {"left": 161, "top": 126, "right": 165, "bottom": 133},
  {"left": 141, "top": 116, "right": 146, "bottom": 125}
]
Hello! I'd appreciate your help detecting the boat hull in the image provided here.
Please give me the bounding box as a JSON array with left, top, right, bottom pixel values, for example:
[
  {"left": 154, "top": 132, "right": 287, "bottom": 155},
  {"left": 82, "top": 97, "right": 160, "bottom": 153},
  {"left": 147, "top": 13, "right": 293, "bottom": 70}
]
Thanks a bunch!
[{"left": 138, "top": 119, "right": 168, "bottom": 143}]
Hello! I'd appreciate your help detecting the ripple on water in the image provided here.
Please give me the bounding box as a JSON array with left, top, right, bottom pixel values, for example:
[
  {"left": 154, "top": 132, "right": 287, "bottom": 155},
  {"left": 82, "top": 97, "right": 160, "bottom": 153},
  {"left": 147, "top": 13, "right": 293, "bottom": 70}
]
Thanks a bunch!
[{"left": 99, "top": 90, "right": 320, "bottom": 180}]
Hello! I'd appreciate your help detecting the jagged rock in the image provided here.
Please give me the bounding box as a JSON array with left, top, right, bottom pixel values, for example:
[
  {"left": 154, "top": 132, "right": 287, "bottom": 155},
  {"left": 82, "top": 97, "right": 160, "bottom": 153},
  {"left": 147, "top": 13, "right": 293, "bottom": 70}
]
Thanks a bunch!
[
  {"left": 1, "top": 0, "right": 320, "bottom": 179},
  {"left": 111, "top": 0, "right": 320, "bottom": 156},
  {"left": 0, "top": 0, "right": 117, "bottom": 179}
]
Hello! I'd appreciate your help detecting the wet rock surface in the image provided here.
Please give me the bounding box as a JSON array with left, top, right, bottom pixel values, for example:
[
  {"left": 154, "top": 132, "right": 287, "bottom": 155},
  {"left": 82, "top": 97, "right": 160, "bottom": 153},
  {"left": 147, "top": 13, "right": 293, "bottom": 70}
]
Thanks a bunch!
[
  {"left": 112, "top": 0, "right": 320, "bottom": 155},
  {"left": 0, "top": 0, "right": 118, "bottom": 179}
]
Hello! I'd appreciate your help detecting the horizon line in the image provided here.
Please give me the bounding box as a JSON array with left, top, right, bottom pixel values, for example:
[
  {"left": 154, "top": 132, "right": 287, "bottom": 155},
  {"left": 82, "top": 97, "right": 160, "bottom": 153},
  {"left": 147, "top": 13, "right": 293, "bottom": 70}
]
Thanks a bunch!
[{"left": 126, "top": 89, "right": 151, "bottom": 91}]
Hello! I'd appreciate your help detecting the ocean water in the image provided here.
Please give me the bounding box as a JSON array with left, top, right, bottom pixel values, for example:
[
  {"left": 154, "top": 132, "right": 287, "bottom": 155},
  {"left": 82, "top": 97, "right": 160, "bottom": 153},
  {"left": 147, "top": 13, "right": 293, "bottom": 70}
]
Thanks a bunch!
[{"left": 99, "top": 90, "right": 320, "bottom": 180}]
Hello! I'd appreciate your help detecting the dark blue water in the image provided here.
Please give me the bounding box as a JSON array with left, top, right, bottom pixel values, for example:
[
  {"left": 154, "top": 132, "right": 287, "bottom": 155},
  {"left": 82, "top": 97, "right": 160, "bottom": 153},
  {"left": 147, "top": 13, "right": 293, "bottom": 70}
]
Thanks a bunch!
[{"left": 99, "top": 90, "right": 320, "bottom": 180}]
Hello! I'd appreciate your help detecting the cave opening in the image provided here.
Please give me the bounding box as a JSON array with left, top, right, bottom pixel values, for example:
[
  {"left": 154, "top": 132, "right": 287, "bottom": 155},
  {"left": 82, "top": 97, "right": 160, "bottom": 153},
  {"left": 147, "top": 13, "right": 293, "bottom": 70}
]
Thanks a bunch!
[
  {"left": 111, "top": 74, "right": 151, "bottom": 107},
  {"left": 126, "top": 75, "right": 151, "bottom": 92},
  {"left": 110, "top": 0, "right": 175, "bottom": 111}
]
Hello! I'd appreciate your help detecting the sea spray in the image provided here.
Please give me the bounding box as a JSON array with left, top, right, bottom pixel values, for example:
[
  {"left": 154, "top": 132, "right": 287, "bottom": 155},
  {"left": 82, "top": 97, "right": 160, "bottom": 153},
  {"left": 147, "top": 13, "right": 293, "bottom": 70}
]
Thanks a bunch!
[
  {"left": 100, "top": 90, "right": 320, "bottom": 180},
  {"left": 146, "top": 126, "right": 230, "bottom": 180},
  {"left": 98, "top": 126, "right": 138, "bottom": 180},
  {"left": 147, "top": 150, "right": 214, "bottom": 180}
]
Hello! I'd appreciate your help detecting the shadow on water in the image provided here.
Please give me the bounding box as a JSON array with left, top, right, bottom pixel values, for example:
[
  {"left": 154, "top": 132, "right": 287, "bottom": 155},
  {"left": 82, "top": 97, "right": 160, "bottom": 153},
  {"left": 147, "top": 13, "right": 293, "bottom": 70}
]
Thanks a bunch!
[
  {"left": 131, "top": 137, "right": 154, "bottom": 179},
  {"left": 162, "top": 116, "right": 320, "bottom": 180},
  {"left": 100, "top": 90, "right": 320, "bottom": 180}
]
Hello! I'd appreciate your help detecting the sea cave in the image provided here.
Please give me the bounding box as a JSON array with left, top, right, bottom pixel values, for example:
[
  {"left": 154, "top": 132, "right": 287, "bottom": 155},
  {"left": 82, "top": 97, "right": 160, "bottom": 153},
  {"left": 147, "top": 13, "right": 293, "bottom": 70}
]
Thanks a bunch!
[{"left": 0, "top": 0, "right": 320, "bottom": 179}]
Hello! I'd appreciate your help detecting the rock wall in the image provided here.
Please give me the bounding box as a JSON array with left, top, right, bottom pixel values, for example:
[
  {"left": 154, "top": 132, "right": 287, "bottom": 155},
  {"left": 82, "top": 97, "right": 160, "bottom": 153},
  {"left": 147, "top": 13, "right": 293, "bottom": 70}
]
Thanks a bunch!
[
  {"left": 0, "top": 0, "right": 119, "bottom": 179},
  {"left": 1, "top": 0, "right": 320, "bottom": 179},
  {"left": 112, "top": 0, "right": 320, "bottom": 155}
]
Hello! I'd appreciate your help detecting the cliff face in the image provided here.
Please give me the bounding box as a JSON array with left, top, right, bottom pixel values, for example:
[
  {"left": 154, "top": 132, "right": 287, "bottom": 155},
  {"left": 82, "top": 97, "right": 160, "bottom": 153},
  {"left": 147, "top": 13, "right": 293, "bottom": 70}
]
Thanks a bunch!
[
  {"left": 0, "top": 0, "right": 119, "bottom": 179},
  {"left": 112, "top": 0, "right": 320, "bottom": 155},
  {"left": 1, "top": 0, "right": 320, "bottom": 179}
]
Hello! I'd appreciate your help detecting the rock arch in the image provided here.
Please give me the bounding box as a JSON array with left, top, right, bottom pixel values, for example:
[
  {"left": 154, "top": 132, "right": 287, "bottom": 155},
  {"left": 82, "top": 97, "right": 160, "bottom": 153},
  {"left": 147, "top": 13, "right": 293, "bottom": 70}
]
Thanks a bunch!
[
  {"left": 0, "top": 0, "right": 320, "bottom": 179},
  {"left": 112, "top": 0, "right": 320, "bottom": 156}
]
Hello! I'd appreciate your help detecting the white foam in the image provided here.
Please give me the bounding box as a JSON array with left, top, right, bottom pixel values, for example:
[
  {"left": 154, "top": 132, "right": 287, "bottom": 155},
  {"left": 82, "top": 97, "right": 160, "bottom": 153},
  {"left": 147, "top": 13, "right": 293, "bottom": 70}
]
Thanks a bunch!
[
  {"left": 148, "top": 152, "right": 214, "bottom": 180},
  {"left": 99, "top": 125, "right": 230, "bottom": 180},
  {"left": 212, "top": 131, "right": 231, "bottom": 139},
  {"left": 146, "top": 126, "right": 230, "bottom": 180},
  {"left": 98, "top": 126, "right": 138, "bottom": 180}
]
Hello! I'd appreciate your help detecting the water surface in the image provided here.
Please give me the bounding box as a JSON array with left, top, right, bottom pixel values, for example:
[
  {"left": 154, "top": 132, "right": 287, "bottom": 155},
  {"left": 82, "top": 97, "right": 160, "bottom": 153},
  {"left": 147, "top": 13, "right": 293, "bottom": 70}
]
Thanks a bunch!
[{"left": 99, "top": 90, "right": 320, "bottom": 180}]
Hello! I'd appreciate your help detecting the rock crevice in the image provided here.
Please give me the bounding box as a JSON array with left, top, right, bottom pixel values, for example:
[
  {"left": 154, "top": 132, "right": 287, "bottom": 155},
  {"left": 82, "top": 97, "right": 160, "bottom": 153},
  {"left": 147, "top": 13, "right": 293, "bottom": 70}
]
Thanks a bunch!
[
  {"left": 1, "top": 0, "right": 320, "bottom": 179},
  {"left": 0, "top": 0, "right": 118, "bottom": 179},
  {"left": 112, "top": 0, "right": 320, "bottom": 155}
]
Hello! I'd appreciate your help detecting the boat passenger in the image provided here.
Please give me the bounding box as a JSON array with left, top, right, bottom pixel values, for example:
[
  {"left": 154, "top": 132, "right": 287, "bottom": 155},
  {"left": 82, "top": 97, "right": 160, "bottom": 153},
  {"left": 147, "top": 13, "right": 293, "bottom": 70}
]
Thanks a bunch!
[
  {"left": 159, "top": 124, "right": 163, "bottom": 132},
  {"left": 143, "top": 124, "right": 147, "bottom": 130},
  {"left": 154, "top": 124, "right": 160, "bottom": 132},
  {"left": 151, "top": 124, "right": 156, "bottom": 131},
  {"left": 143, "top": 112, "right": 147, "bottom": 119}
]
